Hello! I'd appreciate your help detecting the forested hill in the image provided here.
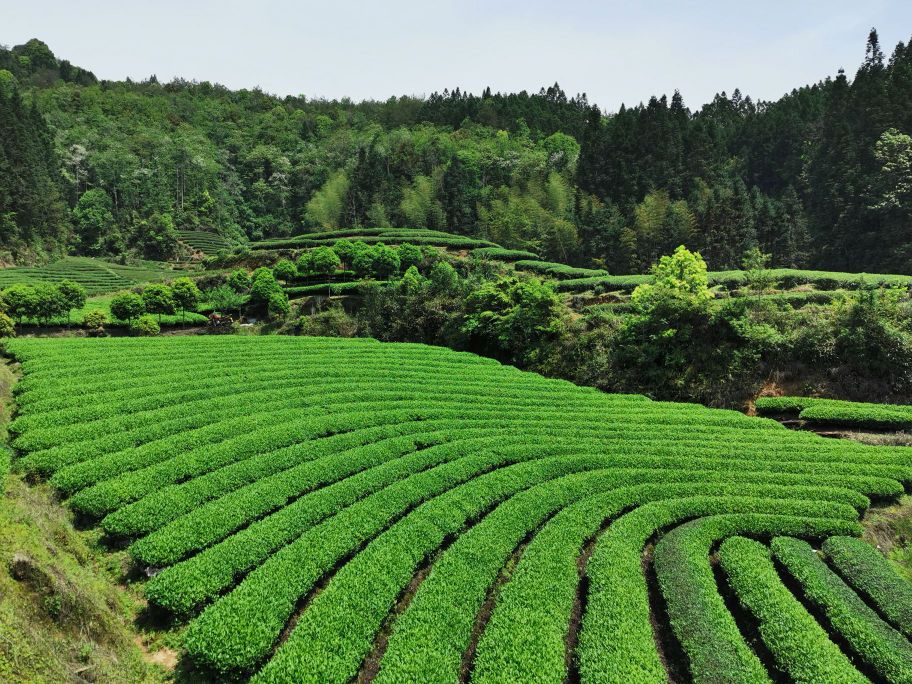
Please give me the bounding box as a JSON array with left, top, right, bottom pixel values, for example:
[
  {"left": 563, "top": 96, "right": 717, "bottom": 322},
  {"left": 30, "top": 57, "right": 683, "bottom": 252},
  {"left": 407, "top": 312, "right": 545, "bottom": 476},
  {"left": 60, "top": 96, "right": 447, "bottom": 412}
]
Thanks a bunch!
[{"left": 2, "top": 31, "right": 912, "bottom": 273}]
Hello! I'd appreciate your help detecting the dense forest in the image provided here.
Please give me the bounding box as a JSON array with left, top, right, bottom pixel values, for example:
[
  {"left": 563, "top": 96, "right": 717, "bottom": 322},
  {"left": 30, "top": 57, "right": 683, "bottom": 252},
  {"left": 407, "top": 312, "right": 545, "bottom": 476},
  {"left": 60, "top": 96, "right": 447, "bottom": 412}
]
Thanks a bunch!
[{"left": 2, "top": 32, "right": 912, "bottom": 273}]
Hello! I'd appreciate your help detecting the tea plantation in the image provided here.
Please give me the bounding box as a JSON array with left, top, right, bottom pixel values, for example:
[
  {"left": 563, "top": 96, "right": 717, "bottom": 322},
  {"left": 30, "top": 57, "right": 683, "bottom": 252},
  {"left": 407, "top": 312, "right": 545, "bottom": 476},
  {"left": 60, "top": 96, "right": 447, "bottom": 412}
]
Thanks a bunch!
[
  {"left": 0, "top": 257, "right": 194, "bottom": 295},
  {"left": 4, "top": 336, "right": 912, "bottom": 683},
  {"left": 250, "top": 227, "right": 498, "bottom": 250}
]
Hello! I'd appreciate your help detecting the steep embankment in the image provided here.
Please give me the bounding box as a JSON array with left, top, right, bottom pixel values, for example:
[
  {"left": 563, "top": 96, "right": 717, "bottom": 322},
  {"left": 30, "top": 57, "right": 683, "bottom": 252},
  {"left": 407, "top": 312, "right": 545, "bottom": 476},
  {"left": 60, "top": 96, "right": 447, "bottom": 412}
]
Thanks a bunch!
[{"left": 0, "top": 358, "right": 166, "bottom": 683}]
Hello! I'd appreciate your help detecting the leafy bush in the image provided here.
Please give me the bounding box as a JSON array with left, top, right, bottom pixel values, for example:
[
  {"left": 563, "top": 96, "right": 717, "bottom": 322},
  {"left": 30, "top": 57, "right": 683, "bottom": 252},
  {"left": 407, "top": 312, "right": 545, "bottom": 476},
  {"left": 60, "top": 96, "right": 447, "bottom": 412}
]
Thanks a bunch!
[
  {"left": 227, "top": 269, "right": 251, "bottom": 292},
  {"left": 307, "top": 247, "right": 341, "bottom": 276},
  {"left": 267, "top": 291, "right": 290, "bottom": 320},
  {"left": 462, "top": 276, "right": 566, "bottom": 364},
  {"left": 272, "top": 259, "right": 297, "bottom": 282},
  {"left": 371, "top": 243, "right": 401, "bottom": 279},
  {"left": 297, "top": 305, "right": 358, "bottom": 337},
  {"left": 82, "top": 309, "right": 108, "bottom": 330},
  {"left": 611, "top": 247, "right": 748, "bottom": 401},
  {"left": 397, "top": 243, "right": 423, "bottom": 271},
  {"left": 129, "top": 314, "right": 160, "bottom": 336},
  {"left": 207, "top": 285, "right": 247, "bottom": 317},
  {"left": 3, "top": 283, "right": 40, "bottom": 322},
  {"left": 0, "top": 312, "right": 15, "bottom": 338},
  {"left": 170, "top": 277, "right": 201, "bottom": 323},
  {"left": 249, "top": 268, "right": 284, "bottom": 314},
  {"left": 58, "top": 279, "right": 87, "bottom": 321}
]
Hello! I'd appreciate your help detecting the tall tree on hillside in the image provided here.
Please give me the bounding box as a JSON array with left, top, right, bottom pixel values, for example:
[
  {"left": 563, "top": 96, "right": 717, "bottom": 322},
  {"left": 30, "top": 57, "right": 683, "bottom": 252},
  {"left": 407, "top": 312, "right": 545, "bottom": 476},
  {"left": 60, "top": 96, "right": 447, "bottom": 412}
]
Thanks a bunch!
[{"left": 72, "top": 189, "right": 115, "bottom": 255}]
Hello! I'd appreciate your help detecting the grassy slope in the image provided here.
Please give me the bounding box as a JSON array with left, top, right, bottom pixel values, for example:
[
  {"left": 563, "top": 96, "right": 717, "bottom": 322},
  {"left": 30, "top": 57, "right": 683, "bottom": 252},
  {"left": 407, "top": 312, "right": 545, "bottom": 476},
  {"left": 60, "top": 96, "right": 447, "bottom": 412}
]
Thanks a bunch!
[
  {"left": 861, "top": 495, "right": 912, "bottom": 581},
  {"left": 0, "top": 360, "right": 168, "bottom": 683}
]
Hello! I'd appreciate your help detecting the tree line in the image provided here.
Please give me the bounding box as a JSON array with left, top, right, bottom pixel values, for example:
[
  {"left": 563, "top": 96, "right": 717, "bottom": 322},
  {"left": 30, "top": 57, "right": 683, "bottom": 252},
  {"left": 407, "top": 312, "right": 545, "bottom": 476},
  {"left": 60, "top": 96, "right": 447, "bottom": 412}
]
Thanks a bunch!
[{"left": 2, "top": 31, "right": 912, "bottom": 274}]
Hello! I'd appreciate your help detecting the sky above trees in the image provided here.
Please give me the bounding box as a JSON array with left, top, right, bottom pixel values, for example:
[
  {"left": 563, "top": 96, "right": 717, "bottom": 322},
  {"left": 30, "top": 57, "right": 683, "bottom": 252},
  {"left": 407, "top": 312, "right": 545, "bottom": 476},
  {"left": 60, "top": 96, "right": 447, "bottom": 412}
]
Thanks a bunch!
[{"left": 5, "top": 0, "right": 912, "bottom": 110}]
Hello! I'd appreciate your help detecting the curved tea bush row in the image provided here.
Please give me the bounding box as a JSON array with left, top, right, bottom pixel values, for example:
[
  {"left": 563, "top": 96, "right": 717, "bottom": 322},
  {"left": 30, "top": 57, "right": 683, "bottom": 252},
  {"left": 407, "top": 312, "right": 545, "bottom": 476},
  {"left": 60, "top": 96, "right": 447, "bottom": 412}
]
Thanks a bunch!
[
  {"left": 385, "top": 486, "right": 865, "bottom": 684},
  {"left": 653, "top": 513, "right": 862, "bottom": 684},
  {"left": 471, "top": 247, "right": 540, "bottom": 261},
  {"left": 284, "top": 281, "right": 386, "bottom": 296},
  {"left": 5, "top": 336, "right": 912, "bottom": 681},
  {"left": 772, "top": 537, "right": 912, "bottom": 683},
  {"left": 719, "top": 536, "right": 867, "bottom": 684},
  {"left": 183, "top": 452, "right": 612, "bottom": 672},
  {"left": 557, "top": 268, "right": 912, "bottom": 293},
  {"left": 513, "top": 260, "right": 609, "bottom": 279},
  {"left": 251, "top": 227, "right": 498, "bottom": 250},
  {"left": 756, "top": 396, "right": 912, "bottom": 430},
  {"left": 177, "top": 230, "right": 234, "bottom": 254},
  {"left": 577, "top": 499, "right": 861, "bottom": 684},
  {"left": 822, "top": 536, "right": 912, "bottom": 639}
]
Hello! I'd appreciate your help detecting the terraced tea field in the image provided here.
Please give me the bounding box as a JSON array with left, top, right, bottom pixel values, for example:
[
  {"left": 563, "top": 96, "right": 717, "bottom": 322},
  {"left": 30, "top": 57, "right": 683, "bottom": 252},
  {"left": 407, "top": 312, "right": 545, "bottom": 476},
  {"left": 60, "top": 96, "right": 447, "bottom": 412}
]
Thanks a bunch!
[
  {"left": 556, "top": 268, "right": 912, "bottom": 293},
  {"left": 0, "top": 257, "right": 194, "bottom": 295},
  {"left": 250, "top": 227, "right": 498, "bottom": 250},
  {"left": 4, "top": 336, "right": 912, "bottom": 682},
  {"left": 177, "top": 230, "right": 236, "bottom": 254}
]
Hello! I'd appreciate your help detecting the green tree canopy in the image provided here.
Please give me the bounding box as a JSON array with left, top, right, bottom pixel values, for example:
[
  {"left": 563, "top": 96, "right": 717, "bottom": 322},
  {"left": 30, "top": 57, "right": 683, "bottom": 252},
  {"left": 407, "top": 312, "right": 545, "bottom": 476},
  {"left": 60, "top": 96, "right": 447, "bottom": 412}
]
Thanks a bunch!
[
  {"left": 110, "top": 292, "right": 145, "bottom": 322},
  {"left": 141, "top": 284, "right": 175, "bottom": 323}
]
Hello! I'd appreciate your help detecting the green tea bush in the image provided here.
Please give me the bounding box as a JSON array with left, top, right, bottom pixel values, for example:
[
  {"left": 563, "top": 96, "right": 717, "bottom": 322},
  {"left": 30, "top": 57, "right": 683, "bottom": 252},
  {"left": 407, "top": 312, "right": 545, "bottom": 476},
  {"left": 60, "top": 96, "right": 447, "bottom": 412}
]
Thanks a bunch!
[
  {"left": 822, "top": 536, "right": 912, "bottom": 639},
  {"left": 130, "top": 314, "right": 160, "bottom": 337},
  {"left": 773, "top": 536, "right": 912, "bottom": 682},
  {"left": 756, "top": 396, "right": 912, "bottom": 429},
  {"left": 514, "top": 259, "right": 608, "bottom": 279},
  {"left": 471, "top": 247, "right": 540, "bottom": 261}
]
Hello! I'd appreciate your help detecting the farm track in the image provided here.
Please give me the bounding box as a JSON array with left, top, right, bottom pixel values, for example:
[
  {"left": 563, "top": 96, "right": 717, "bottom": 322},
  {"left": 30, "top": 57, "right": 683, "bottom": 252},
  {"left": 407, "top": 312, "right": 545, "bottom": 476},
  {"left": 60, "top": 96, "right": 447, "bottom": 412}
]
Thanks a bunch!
[{"left": 4, "top": 336, "right": 912, "bottom": 683}]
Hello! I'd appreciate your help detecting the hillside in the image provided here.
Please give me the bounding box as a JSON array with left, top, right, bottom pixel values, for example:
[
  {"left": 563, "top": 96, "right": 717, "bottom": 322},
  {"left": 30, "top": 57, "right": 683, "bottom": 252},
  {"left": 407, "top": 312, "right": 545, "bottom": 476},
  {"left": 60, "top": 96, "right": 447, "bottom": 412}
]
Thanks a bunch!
[
  {"left": 3, "top": 31, "right": 912, "bottom": 274},
  {"left": 2, "top": 335, "right": 911, "bottom": 682}
]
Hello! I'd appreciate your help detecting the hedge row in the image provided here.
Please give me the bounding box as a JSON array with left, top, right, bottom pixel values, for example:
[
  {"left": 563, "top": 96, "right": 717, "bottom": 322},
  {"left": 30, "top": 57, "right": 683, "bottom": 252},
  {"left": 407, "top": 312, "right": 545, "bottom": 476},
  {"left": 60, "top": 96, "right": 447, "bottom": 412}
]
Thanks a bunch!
[
  {"left": 822, "top": 536, "right": 912, "bottom": 640},
  {"left": 756, "top": 396, "right": 912, "bottom": 430},
  {"left": 473, "top": 485, "right": 864, "bottom": 684},
  {"left": 653, "top": 513, "right": 862, "bottom": 684},
  {"left": 513, "top": 260, "right": 609, "bottom": 279},
  {"left": 719, "top": 536, "right": 866, "bottom": 684},
  {"left": 252, "top": 228, "right": 497, "bottom": 250},
  {"left": 773, "top": 536, "right": 912, "bottom": 682},
  {"left": 183, "top": 452, "right": 612, "bottom": 672},
  {"left": 557, "top": 268, "right": 912, "bottom": 293},
  {"left": 579, "top": 500, "right": 860, "bottom": 684},
  {"left": 470, "top": 247, "right": 540, "bottom": 261},
  {"left": 284, "top": 280, "right": 387, "bottom": 296}
]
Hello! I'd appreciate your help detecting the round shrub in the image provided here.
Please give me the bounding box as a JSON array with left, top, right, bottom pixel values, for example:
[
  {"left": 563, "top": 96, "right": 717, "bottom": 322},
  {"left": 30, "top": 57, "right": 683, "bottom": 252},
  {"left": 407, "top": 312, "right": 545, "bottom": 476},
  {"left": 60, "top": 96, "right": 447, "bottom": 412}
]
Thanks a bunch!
[
  {"left": 227, "top": 269, "right": 252, "bottom": 293},
  {"left": 309, "top": 247, "right": 341, "bottom": 276},
  {"left": 273, "top": 259, "right": 297, "bottom": 282},
  {"left": 82, "top": 309, "right": 108, "bottom": 329},
  {"left": 130, "top": 314, "right": 160, "bottom": 337},
  {"left": 267, "top": 291, "right": 290, "bottom": 320}
]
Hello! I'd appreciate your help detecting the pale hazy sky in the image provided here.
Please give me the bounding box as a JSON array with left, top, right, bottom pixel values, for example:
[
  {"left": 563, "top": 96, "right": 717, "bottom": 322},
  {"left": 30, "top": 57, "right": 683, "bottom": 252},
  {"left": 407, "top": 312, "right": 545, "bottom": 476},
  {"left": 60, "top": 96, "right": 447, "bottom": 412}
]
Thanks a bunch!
[{"left": 5, "top": 1, "right": 912, "bottom": 111}]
